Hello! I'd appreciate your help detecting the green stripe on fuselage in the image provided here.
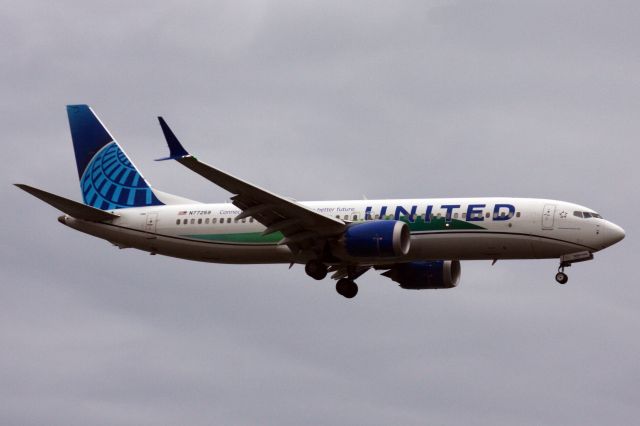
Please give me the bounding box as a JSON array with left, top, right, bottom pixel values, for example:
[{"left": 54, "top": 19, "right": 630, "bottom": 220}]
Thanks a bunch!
[{"left": 182, "top": 231, "right": 284, "bottom": 244}]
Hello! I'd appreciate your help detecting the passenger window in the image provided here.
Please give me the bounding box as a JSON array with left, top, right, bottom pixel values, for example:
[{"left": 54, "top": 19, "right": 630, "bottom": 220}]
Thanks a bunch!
[
  {"left": 454, "top": 213, "right": 459, "bottom": 219},
  {"left": 176, "top": 219, "right": 180, "bottom": 225},
  {"left": 375, "top": 214, "right": 380, "bottom": 219},
  {"left": 182, "top": 219, "right": 187, "bottom": 224},
  {"left": 336, "top": 215, "right": 340, "bottom": 219},
  {"left": 462, "top": 212, "right": 466, "bottom": 219},
  {"left": 249, "top": 218, "right": 254, "bottom": 223},
  {"left": 198, "top": 218, "right": 202, "bottom": 224},
  {"left": 500, "top": 212, "right": 506, "bottom": 218},
  {"left": 573, "top": 211, "right": 583, "bottom": 218},
  {"left": 508, "top": 212, "right": 513, "bottom": 218},
  {"left": 485, "top": 212, "right": 490, "bottom": 218},
  {"left": 353, "top": 215, "right": 358, "bottom": 221},
  {"left": 205, "top": 218, "right": 210, "bottom": 224},
  {"left": 212, "top": 218, "right": 217, "bottom": 224},
  {"left": 227, "top": 218, "right": 231, "bottom": 223},
  {"left": 234, "top": 219, "right": 238, "bottom": 223},
  {"left": 190, "top": 219, "right": 195, "bottom": 225},
  {"left": 344, "top": 215, "right": 349, "bottom": 220},
  {"left": 516, "top": 212, "right": 521, "bottom": 218}
]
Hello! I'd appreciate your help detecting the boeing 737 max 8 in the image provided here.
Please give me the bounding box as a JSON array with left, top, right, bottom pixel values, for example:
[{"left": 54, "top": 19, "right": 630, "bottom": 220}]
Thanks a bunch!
[{"left": 16, "top": 105, "right": 625, "bottom": 298}]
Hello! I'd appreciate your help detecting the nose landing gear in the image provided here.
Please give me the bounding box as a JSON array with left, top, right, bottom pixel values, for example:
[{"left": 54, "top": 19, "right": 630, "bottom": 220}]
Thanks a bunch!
[
  {"left": 555, "top": 269, "right": 569, "bottom": 284},
  {"left": 555, "top": 258, "right": 571, "bottom": 284},
  {"left": 554, "top": 251, "right": 594, "bottom": 285}
]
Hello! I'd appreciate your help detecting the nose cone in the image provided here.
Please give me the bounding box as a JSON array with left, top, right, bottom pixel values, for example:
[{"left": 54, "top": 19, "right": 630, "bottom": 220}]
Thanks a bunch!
[{"left": 605, "top": 222, "right": 625, "bottom": 247}]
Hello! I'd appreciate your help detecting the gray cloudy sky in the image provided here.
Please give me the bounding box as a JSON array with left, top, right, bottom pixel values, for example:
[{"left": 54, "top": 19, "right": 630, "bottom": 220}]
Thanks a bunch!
[{"left": 2, "top": 1, "right": 639, "bottom": 425}]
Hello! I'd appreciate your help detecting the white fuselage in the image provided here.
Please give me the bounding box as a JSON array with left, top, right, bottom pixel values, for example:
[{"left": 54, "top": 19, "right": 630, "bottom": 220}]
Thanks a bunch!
[{"left": 60, "top": 197, "right": 624, "bottom": 265}]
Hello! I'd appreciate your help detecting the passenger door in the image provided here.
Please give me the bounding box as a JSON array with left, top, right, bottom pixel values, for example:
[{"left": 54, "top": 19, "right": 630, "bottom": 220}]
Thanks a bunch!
[
  {"left": 144, "top": 212, "right": 158, "bottom": 234},
  {"left": 541, "top": 204, "right": 556, "bottom": 230}
]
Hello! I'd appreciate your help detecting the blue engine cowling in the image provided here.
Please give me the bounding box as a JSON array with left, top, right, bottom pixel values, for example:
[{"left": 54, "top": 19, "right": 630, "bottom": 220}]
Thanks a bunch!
[
  {"left": 343, "top": 220, "right": 410, "bottom": 258},
  {"left": 381, "top": 260, "right": 461, "bottom": 289}
]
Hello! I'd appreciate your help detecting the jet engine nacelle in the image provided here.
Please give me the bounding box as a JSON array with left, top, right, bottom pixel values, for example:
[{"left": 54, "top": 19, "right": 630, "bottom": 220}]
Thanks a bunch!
[
  {"left": 381, "top": 260, "right": 461, "bottom": 289},
  {"left": 341, "top": 220, "right": 411, "bottom": 258}
]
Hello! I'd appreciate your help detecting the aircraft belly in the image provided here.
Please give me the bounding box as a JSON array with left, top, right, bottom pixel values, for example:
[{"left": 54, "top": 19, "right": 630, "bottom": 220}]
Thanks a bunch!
[
  {"left": 407, "top": 232, "right": 538, "bottom": 260},
  {"left": 149, "top": 237, "right": 293, "bottom": 264},
  {"left": 408, "top": 231, "right": 589, "bottom": 260},
  {"left": 64, "top": 218, "right": 294, "bottom": 264},
  {"left": 528, "top": 235, "right": 589, "bottom": 258}
]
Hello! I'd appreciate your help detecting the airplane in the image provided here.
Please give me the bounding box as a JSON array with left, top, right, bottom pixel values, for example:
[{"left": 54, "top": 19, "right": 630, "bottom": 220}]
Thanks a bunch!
[{"left": 16, "top": 105, "right": 625, "bottom": 298}]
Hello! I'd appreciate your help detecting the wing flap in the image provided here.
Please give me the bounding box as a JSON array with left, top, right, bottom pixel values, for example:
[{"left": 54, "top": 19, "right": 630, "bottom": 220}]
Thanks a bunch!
[{"left": 15, "top": 184, "right": 119, "bottom": 222}]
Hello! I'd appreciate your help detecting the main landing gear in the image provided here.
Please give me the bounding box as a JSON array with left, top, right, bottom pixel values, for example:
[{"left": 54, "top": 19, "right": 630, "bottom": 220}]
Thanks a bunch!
[
  {"left": 304, "top": 260, "right": 359, "bottom": 298},
  {"left": 305, "top": 259, "right": 328, "bottom": 280},
  {"left": 336, "top": 278, "right": 358, "bottom": 298}
]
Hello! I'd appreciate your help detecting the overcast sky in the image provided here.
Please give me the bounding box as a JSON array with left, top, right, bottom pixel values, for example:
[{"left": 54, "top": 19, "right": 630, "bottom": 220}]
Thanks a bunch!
[{"left": 1, "top": 1, "right": 639, "bottom": 425}]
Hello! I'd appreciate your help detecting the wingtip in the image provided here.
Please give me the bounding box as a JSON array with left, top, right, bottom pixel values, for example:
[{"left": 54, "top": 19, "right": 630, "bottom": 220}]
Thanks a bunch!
[{"left": 157, "top": 117, "right": 190, "bottom": 159}]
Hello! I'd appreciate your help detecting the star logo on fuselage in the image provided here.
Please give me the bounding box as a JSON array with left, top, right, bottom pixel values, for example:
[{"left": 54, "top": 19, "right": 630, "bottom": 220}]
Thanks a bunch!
[{"left": 559, "top": 211, "right": 567, "bottom": 219}]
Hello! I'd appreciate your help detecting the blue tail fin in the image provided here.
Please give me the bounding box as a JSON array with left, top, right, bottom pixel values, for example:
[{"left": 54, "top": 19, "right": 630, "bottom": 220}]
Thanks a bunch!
[{"left": 67, "top": 105, "right": 164, "bottom": 210}]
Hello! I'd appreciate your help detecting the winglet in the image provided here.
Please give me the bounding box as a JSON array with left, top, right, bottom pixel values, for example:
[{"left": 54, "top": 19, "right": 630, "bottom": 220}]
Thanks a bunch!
[{"left": 156, "top": 117, "right": 190, "bottom": 161}]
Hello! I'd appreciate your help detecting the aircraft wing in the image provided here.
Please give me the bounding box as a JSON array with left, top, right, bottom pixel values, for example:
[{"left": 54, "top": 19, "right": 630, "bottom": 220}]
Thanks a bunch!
[
  {"left": 156, "top": 118, "right": 346, "bottom": 248},
  {"left": 15, "top": 184, "right": 119, "bottom": 222}
]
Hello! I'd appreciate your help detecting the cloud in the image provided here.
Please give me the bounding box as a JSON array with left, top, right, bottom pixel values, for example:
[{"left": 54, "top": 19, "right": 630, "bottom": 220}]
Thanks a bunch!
[{"left": 2, "top": 1, "right": 638, "bottom": 425}]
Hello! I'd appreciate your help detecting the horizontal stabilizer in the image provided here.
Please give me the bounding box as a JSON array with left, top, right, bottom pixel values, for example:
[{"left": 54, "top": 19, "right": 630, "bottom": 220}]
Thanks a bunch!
[{"left": 15, "top": 184, "right": 119, "bottom": 222}]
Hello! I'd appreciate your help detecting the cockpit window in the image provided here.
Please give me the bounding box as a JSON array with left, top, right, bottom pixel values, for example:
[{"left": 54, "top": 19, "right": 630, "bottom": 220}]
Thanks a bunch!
[{"left": 574, "top": 211, "right": 603, "bottom": 219}]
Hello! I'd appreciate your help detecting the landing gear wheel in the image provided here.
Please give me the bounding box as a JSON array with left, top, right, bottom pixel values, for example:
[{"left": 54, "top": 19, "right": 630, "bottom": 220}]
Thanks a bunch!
[
  {"left": 336, "top": 278, "right": 358, "bottom": 298},
  {"left": 305, "top": 260, "right": 328, "bottom": 280},
  {"left": 555, "top": 272, "right": 568, "bottom": 284}
]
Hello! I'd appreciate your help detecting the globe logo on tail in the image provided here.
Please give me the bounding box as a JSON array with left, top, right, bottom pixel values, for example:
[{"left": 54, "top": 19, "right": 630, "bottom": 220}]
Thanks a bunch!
[{"left": 80, "top": 141, "right": 163, "bottom": 209}]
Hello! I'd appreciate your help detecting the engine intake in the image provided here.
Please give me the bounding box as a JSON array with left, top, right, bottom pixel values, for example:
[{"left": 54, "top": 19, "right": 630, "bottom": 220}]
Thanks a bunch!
[
  {"left": 342, "top": 220, "right": 410, "bottom": 258},
  {"left": 381, "top": 260, "right": 461, "bottom": 289}
]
